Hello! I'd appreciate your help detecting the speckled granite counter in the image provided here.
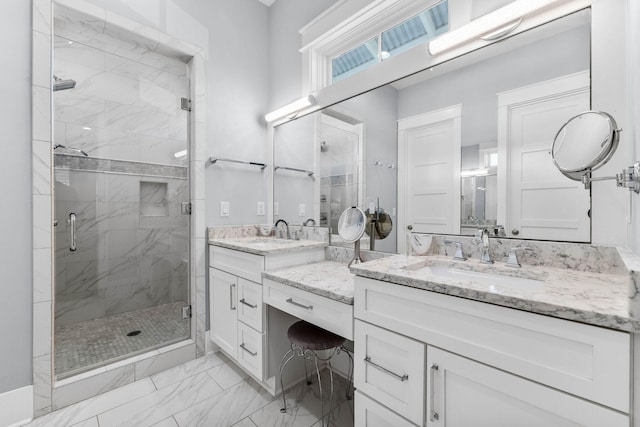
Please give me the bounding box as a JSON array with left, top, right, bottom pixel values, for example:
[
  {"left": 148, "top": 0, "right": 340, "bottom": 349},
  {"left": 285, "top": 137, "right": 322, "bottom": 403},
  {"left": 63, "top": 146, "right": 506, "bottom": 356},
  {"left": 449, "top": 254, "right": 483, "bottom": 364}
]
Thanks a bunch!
[
  {"left": 350, "top": 254, "right": 640, "bottom": 332},
  {"left": 263, "top": 261, "right": 354, "bottom": 304},
  {"left": 208, "top": 237, "right": 327, "bottom": 256}
]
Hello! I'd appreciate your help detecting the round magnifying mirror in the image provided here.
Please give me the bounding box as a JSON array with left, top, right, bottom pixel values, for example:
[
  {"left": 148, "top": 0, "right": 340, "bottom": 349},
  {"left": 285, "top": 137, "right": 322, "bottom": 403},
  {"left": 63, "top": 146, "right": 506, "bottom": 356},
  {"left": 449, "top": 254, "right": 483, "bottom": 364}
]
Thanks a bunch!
[
  {"left": 552, "top": 111, "right": 619, "bottom": 180},
  {"left": 337, "top": 206, "right": 366, "bottom": 243}
]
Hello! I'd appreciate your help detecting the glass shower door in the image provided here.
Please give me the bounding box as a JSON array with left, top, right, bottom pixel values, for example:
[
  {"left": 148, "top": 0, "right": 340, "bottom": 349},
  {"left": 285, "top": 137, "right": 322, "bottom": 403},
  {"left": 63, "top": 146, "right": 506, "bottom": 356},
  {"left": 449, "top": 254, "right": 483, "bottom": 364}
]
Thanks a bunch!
[{"left": 52, "top": 4, "right": 191, "bottom": 379}]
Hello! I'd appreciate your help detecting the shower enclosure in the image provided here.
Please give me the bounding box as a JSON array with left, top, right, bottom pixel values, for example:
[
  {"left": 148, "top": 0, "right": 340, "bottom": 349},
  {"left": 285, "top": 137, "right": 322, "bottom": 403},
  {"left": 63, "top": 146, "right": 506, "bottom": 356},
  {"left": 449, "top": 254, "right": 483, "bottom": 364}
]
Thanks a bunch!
[{"left": 52, "top": 4, "right": 191, "bottom": 379}]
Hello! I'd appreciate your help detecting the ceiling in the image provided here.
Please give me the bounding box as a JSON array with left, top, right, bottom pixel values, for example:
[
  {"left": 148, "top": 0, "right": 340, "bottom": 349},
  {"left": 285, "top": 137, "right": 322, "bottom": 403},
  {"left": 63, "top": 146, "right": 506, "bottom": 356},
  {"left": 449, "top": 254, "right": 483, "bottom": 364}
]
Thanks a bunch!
[{"left": 257, "top": 0, "right": 276, "bottom": 6}]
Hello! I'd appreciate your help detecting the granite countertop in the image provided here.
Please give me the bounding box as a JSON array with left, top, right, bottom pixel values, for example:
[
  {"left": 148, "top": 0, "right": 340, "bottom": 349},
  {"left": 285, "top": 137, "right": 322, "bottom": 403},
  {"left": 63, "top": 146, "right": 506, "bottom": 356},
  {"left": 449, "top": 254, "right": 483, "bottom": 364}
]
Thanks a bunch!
[
  {"left": 262, "top": 261, "right": 354, "bottom": 304},
  {"left": 350, "top": 254, "right": 640, "bottom": 332},
  {"left": 208, "top": 237, "right": 328, "bottom": 256}
]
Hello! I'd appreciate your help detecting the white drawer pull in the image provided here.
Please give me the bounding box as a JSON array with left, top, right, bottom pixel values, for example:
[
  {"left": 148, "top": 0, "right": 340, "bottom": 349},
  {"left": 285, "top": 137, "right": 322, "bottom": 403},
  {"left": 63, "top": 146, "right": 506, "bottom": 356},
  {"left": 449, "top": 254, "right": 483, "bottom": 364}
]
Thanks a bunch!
[
  {"left": 430, "top": 363, "right": 439, "bottom": 422},
  {"left": 364, "top": 356, "right": 408, "bottom": 382},
  {"left": 240, "top": 298, "right": 257, "bottom": 309},
  {"left": 286, "top": 298, "right": 313, "bottom": 310},
  {"left": 240, "top": 343, "right": 257, "bottom": 356}
]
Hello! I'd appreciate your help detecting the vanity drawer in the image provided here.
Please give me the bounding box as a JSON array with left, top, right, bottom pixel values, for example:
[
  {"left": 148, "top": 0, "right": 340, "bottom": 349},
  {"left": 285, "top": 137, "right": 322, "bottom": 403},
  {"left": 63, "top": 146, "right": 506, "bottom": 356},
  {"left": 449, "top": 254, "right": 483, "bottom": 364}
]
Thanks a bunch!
[
  {"left": 210, "top": 245, "right": 264, "bottom": 283},
  {"left": 355, "top": 391, "right": 418, "bottom": 427},
  {"left": 354, "top": 320, "right": 425, "bottom": 426},
  {"left": 237, "top": 322, "right": 264, "bottom": 380},
  {"left": 263, "top": 278, "right": 353, "bottom": 340},
  {"left": 237, "top": 278, "right": 263, "bottom": 332},
  {"left": 355, "top": 276, "right": 631, "bottom": 413}
]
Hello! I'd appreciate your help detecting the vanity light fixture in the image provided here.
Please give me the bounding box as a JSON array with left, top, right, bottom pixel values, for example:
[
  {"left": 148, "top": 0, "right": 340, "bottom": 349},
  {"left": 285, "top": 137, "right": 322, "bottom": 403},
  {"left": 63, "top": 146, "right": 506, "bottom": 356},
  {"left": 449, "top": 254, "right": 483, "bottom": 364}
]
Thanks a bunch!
[
  {"left": 265, "top": 95, "right": 316, "bottom": 123},
  {"left": 428, "top": 0, "right": 562, "bottom": 56}
]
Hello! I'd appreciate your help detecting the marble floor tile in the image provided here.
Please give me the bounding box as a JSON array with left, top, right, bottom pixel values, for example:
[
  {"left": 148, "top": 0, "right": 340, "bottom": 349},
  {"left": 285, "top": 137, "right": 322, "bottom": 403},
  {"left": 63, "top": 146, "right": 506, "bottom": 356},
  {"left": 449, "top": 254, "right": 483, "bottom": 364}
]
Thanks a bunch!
[
  {"left": 249, "top": 370, "right": 352, "bottom": 427},
  {"left": 206, "top": 357, "right": 249, "bottom": 390},
  {"left": 98, "top": 371, "right": 223, "bottom": 426},
  {"left": 311, "top": 399, "right": 354, "bottom": 427},
  {"left": 151, "top": 351, "right": 224, "bottom": 389},
  {"left": 69, "top": 417, "right": 99, "bottom": 427},
  {"left": 151, "top": 417, "right": 179, "bottom": 426},
  {"left": 172, "top": 379, "right": 273, "bottom": 427},
  {"left": 25, "top": 352, "right": 354, "bottom": 427},
  {"left": 231, "top": 418, "right": 258, "bottom": 427},
  {"left": 27, "top": 378, "right": 155, "bottom": 427}
]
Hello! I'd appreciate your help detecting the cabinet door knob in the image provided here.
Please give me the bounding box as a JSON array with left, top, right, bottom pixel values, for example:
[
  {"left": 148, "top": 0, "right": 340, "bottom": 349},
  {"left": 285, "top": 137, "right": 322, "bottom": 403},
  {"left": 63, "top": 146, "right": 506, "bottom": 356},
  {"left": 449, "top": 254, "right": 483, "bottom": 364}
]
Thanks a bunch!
[
  {"left": 511, "top": 229, "right": 520, "bottom": 236},
  {"left": 407, "top": 225, "right": 413, "bottom": 230}
]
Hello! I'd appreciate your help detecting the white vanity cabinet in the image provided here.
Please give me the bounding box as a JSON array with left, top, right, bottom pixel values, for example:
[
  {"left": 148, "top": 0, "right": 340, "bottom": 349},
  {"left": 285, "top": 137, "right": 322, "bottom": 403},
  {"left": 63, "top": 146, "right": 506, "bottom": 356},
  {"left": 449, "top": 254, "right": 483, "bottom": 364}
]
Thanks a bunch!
[
  {"left": 209, "top": 246, "right": 265, "bottom": 379},
  {"left": 208, "top": 243, "right": 325, "bottom": 383},
  {"left": 354, "top": 276, "right": 631, "bottom": 426}
]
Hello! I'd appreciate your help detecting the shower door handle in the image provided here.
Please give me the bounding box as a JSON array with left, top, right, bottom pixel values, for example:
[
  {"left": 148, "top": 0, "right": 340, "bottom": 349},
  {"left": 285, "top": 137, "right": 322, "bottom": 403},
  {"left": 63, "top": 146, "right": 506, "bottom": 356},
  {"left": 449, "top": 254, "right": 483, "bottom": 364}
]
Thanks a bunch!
[{"left": 68, "top": 213, "right": 77, "bottom": 252}]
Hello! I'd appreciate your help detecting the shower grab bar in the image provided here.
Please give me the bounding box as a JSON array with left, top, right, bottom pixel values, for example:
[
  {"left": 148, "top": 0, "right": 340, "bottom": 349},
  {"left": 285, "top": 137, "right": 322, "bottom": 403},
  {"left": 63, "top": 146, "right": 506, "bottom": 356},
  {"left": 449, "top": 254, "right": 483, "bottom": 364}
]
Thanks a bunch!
[
  {"left": 209, "top": 157, "right": 267, "bottom": 170},
  {"left": 68, "top": 213, "right": 77, "bottom": 252},
  {"left": 274, "top": 165, "right": 314, "bottom": 177}
]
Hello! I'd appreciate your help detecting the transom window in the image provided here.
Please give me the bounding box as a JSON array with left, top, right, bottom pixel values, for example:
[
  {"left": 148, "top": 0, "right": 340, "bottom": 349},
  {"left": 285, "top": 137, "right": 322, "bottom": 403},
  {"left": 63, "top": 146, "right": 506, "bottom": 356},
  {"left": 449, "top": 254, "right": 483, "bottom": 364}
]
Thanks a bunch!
[{"left": 331, "top": 1, "right": 449, "bottom": 83}]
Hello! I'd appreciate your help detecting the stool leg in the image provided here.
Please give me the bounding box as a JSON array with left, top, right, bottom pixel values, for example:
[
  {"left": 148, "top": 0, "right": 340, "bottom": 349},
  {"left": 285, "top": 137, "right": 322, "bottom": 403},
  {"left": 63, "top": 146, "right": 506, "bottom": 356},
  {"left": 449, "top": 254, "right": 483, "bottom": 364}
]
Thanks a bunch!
[
  {"left": 279, "top": 347, "right": 296, "bottom": 413},
  {"left": 343, "top": 346, "right": 354, "bottom": 400},
  {"left": 312, "top": 352, "right": 325, "bottom": 427},
  {"left": 303, "top": 355, "right": 312, "bottom": 385},
  {"left": 327, "top": 360, "right": 335, "bottom": 426}
]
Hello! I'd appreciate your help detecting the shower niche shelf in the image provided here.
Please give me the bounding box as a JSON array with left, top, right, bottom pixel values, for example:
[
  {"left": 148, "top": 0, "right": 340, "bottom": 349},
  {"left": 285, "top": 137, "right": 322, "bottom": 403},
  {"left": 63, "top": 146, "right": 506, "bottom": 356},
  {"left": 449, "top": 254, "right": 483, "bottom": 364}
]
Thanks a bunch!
[{"left": 140, "top": 181, "right": 168, "bottom": 217}]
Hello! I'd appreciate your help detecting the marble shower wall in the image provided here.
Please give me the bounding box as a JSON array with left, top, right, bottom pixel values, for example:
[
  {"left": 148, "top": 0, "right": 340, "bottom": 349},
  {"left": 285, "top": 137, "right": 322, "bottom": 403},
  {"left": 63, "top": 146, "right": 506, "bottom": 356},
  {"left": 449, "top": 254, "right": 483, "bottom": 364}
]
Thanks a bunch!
[
  {"left": 53, "top": 4, "right": 189, "bottom": 165},
  {"left": 54, "top": 162, "right": 189, "bottom": 326},
  {"left": 53, "top": 5, "right": 191, "bottom": 326}
]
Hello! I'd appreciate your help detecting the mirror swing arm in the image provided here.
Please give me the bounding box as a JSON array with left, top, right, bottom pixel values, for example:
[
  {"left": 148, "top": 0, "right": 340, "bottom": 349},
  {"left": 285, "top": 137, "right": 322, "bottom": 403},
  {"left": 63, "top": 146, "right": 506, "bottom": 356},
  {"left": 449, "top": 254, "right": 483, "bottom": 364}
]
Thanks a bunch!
[
  {"left": 551, "top": 110, "right": 640, "bottom": 194},
  {"left": 581, "top": 162, "right": 640, "bottom": 193}
]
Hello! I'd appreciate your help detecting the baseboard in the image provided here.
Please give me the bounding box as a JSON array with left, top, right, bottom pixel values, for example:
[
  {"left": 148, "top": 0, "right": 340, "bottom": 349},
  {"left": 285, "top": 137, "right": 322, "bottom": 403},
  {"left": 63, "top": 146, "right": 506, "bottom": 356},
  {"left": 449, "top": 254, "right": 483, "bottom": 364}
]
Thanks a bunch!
[{"left": 0, "top": 385, "right": 33, "bottom": 427}]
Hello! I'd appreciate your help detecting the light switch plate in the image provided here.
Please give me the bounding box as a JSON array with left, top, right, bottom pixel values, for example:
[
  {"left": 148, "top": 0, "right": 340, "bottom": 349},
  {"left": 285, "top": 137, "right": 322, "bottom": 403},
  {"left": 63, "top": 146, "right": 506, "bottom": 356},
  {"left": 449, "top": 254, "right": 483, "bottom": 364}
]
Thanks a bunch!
[
  {"left": 257, "top": 201, "right": 265, "bottom": 216},
  {"left": 220, "top": 201, "right": 230, "bottom": 217},
  {"left": 299, "top": 203, "right": 306, "bottom": 216}
]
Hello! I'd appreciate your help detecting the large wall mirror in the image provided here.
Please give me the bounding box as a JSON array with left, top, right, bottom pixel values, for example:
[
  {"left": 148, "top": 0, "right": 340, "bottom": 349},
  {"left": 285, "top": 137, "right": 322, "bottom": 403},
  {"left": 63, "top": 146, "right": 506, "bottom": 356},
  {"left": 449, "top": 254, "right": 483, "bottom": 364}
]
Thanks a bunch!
[{"left": 274, "top": 9, "right": 591, "bottom": 253}]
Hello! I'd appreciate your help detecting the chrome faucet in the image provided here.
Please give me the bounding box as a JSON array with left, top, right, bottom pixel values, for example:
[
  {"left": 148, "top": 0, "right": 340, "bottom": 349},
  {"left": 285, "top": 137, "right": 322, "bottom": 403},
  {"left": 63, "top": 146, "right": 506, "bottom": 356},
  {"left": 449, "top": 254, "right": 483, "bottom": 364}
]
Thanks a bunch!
[
  {"left": 303, "top": 218, "right": 316, "bottom": 226},
  {"left": 444, "top": 240, "right": 467, "bottom": 261},
  {"left": 479, "top": 228, "right": 494, "bottom": 264},
  {"left": 506, "top": 246, "right": 533, "bottom": 268},
  {"left": 274, "top": 219, "right": 290, "bottom": 239}
]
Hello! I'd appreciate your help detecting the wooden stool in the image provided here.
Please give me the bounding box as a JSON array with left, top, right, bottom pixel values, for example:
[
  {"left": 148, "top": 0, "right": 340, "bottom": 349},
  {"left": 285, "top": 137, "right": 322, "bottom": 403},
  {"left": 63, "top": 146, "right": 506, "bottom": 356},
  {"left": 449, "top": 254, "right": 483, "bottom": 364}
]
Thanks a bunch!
[{"left": 278, "top": 320, "right": 353, "bottom": 426}]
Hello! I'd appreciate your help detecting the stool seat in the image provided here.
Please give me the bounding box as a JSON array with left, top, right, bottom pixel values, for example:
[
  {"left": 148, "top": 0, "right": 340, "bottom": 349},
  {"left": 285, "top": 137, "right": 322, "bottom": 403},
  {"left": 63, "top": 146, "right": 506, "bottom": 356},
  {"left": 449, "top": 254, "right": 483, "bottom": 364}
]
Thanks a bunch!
[{"left": 287, "top": 321, "right": 345, "bottom": 351}]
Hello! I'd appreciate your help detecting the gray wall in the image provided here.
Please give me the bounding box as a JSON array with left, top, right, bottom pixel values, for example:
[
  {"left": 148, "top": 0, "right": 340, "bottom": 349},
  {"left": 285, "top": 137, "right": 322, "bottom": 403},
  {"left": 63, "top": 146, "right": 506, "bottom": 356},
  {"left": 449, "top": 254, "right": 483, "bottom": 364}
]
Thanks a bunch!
[
  {"left": 268, "top": 0, "right": 339, "bottom": 109},
  {"left": 0, "top": 1, "right": 33, "bottom": 394},
  {"left": 397, "top": 25, "right": 590, "bottom": 142}
]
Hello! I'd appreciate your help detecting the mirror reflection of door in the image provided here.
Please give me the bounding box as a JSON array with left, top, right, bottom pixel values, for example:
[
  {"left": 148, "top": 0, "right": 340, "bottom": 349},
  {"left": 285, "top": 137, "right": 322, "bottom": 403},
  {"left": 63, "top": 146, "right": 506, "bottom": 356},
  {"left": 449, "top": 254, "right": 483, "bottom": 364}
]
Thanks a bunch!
[
  {"left": 497, "top": 71, "right": 590, "bottom": 242},
  {"left": 398, "top": 105, "right": 462, "bottom": 252},
  {"left": 317, "top": 112, "right": 363, "bottom": 237}
]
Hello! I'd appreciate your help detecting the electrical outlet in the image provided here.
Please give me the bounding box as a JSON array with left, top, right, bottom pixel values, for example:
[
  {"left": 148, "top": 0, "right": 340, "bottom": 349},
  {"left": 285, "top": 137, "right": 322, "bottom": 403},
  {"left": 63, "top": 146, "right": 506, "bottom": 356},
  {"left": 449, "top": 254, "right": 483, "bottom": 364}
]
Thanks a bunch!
[
  {"left": 257, "top": 201, "right": 265, "bottom": 216},
  {"left": 274, "top": 202, "right": 279, "bottom": 216},
  {"left": 220, "top": 201, "right": 230, "bottom": 217},
  {"left": 392, "top": 207, "right": 396, "bottom": 217},
  {"left": 369, "top": 202, "right": 375, "bottom": 212},
  {"left": 299, "top": 203, "right": 306, "bottom": 216}
]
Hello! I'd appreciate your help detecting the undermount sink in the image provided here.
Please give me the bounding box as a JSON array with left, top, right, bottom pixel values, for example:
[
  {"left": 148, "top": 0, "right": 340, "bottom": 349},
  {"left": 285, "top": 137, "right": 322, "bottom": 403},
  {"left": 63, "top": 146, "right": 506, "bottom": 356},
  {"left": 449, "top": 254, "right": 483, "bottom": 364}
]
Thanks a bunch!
[
  {"left": 401, "top": 257, "right": 547, "bottom": 292},
  {"left": 241, "top": 238, "right": 296, "bottom": 245},
  {"left": 425, "top": 265, "right": 544, "bottom": 291}
]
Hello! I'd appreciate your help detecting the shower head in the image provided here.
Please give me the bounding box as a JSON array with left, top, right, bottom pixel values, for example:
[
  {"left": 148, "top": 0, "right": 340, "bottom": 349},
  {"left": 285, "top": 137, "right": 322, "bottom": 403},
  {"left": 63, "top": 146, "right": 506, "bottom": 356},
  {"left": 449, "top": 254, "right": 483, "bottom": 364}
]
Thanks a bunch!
[
  {"left": 54, "top": 144, "right": 88, "bottom": 157},
  {"left": 53, "top": 75, "right": 76, "bottom": 92}
]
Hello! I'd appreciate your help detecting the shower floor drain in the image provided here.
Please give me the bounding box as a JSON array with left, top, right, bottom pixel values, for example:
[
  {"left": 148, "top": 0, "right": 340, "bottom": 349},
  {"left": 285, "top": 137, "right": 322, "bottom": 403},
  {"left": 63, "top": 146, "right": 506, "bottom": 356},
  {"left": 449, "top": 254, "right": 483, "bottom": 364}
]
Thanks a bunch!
[{"left": 126, "top": 330, "right": 142, "bottom": 337}]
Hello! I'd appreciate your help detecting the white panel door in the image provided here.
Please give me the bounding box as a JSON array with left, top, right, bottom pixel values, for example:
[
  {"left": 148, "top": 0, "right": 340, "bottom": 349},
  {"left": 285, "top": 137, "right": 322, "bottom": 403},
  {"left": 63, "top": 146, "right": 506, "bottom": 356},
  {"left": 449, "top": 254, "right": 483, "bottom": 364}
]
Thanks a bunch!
[
  {"left": 398, "top": 105, "right": 461, "bottom": 251},
  {"left": 209, "top": 267, "right": 237, "bottom": 358},
  {"left": 498, "top": 71, "right": 590, "bottom": 241},
  {"left": 427, "top": 346, "right": 628, "bottom": 427}
]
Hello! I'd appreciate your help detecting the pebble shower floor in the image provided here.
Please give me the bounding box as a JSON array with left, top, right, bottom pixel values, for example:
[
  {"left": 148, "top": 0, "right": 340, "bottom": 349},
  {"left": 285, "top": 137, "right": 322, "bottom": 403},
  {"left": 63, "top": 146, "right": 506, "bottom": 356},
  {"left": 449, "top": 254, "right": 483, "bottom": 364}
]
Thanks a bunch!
[{"left": 55, "top": 301, "right": 189, "bottom": 379}]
